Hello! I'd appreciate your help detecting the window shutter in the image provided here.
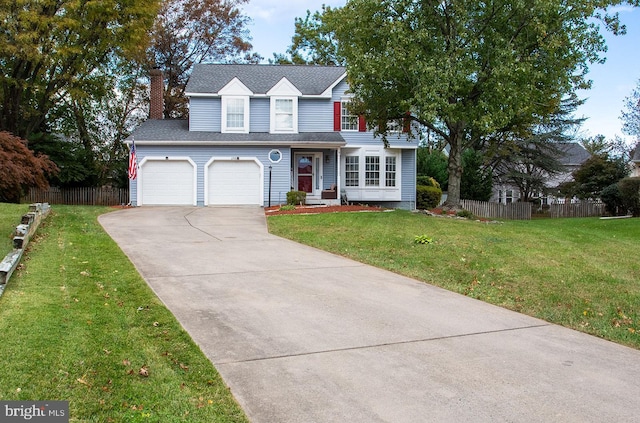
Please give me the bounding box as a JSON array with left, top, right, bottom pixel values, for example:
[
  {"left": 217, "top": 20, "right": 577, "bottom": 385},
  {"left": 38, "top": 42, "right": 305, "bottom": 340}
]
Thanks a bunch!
[
  {"left": 334, "top": 102, "right": 341, "bottom": 131},
  {"left": 358, "top": 115, "right": 366, "bottom": 132}
]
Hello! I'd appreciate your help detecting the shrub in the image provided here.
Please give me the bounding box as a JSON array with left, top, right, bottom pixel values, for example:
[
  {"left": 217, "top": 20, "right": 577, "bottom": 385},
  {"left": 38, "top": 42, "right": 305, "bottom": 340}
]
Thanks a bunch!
[
  {"left": 414, "top": 235, "right": 433, "bottom": 244},
  {"left": 286, "top": 190, "right": 307, "bottom": 205},
  {"left": 456, "top": 209, "right": 474, "bottom": 219},
  {"left": 600, "top": 183, "right": 624, "bottom": 216},
  {"left": 416, "top": 176, "right": 441, "bottom": 189},
  {"left": 279, "top": 204, "right": 296, "bottom": 211},
  {"left": 618, "top": 177, "right": 640, "bottom": 217},
  {"left": 416, "top": 185, "right": 442, "bottom": 209}
]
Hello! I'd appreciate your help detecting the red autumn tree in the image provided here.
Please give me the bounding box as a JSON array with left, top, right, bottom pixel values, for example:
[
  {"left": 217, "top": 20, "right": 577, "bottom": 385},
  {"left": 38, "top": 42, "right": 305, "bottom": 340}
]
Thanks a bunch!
[{"left": 0, "top": 132, "right": 58, "bottom": 203}]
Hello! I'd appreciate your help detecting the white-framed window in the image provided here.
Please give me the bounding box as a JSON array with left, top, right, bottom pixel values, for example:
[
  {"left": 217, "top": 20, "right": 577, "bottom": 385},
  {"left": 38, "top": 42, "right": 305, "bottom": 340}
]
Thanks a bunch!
[
  {"left": 221, "top": 96, "right": 249, "bottom": 133},
  {"left": 341, "top": 101, "right": 358, "bottom": 131},
  {"left": 365, "top": 156, "right": 380, "bottom": 186},
  {"left": 345, "top": 156, "right": 359, "bottom": 186},
  {"left": 270, "top": 97, "right": 298, "bottom": 133},
  {"left": 268, "top": 149, "right": 282, "bottom": 163},
  {"left": 385, "top": 156, "right": 397, "bottom": 187}
]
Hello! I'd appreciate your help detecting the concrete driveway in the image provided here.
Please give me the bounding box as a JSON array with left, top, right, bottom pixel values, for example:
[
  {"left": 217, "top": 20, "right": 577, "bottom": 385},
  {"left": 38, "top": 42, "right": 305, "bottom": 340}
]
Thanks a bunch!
[{"left": 99, "top": 206, "right": 640, "bottom": 422}]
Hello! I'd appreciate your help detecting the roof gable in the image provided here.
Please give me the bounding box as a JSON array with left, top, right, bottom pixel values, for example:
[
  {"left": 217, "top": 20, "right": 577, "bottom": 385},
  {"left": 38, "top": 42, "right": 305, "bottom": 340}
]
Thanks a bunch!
[
  {"left": 185, "top": 64, "right": 346, "bottom": 97},
  {"left": 267, "top": 77, "right": 302, "bottom": 97},
  {"left": 218, "top": 77, "right": 253, "bottom": 96}
]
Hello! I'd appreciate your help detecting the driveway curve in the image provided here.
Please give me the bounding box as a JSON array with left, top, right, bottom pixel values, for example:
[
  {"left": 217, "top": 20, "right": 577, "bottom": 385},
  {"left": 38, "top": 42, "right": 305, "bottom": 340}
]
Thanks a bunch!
[{"left": 99, "top": 206, "right": 640, "bottom": 423}]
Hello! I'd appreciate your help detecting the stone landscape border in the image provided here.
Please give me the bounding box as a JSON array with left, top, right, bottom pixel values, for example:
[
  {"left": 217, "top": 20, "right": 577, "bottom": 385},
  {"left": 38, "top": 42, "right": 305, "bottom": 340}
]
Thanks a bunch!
[{"left": 0, "top": 203, "right": 51, "bottom": 297}]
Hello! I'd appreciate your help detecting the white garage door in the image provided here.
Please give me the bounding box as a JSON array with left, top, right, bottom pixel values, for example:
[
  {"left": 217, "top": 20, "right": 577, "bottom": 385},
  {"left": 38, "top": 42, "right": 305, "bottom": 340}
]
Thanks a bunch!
[
  {"left": 140, "top": 160, "right": 195, "bottom": 205},
  {"left": 208, "top": 160, "right": 262, "bottom": 205}
]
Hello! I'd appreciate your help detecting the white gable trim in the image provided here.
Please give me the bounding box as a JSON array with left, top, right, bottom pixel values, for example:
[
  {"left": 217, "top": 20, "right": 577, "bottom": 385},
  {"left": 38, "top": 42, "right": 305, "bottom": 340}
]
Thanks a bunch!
[
  {"left": 267, "top": 77, "right": 302, "bottom": 97},
  {"left": 320, "top": 72, "right": 347, "bottom": 98},
  {"left": 219, "top": 77, "right": 254, "bottom": 96}
]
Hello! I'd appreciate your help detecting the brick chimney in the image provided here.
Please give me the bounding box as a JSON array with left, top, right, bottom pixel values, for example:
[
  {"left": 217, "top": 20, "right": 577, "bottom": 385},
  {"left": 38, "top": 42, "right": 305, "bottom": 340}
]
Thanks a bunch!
[{"left": 149, "top": 68, "right": 164, "bottom": 119}]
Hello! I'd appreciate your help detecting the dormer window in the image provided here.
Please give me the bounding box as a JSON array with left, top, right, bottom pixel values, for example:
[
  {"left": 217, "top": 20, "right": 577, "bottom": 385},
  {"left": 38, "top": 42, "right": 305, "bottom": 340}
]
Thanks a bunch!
[
  {"left": 270, "top": 97, "right": 298, "bottom": 133},
  {"left": 218, "top": 78, "right": 252, "bottom": 134},
  {"left": 222, "top": 97, "right": 248, "bottom": 132},
  {"left": 267, "top": 77, "right": 301, "bottom": 134}
]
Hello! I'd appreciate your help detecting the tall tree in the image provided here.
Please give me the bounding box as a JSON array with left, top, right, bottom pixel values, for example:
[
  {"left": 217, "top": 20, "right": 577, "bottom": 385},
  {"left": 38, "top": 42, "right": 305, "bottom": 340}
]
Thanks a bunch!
[
  {"left": 276, "top": 7, "right": 344, "bottom": 66},
  {"left": 621, "top": 79, "right": 640, "bottom": 139},
  {"left": 326, "top": 0, "right": 634, "bottom": 207},
  {"left": 0, "top": 0, "right": 159, "bottom": 139},
  {"left": 148, "top": 0, "right": 260, "bottom": 119},
  {"left": 491, "top": 95, "right": 585, "bottom": 201}
]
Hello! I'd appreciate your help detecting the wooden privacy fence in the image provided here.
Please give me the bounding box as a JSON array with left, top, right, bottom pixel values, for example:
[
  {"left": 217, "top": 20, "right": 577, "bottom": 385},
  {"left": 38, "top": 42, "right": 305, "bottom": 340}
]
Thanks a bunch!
[
  {"left": 548, "top": 201, "right": 605, "bottom": 218},
  {"left": 461, "top": 199, "right": 532, "bottom": 220},
  {"left": 23, "top": 187, "right": 129, "bottom": 206}
]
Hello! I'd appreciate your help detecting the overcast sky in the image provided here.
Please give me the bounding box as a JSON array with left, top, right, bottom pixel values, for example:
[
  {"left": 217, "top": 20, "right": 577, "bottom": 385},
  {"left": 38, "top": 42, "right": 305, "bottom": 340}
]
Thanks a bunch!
[{"left": 242, "top": 1, "right": 640, "bottom": 144}]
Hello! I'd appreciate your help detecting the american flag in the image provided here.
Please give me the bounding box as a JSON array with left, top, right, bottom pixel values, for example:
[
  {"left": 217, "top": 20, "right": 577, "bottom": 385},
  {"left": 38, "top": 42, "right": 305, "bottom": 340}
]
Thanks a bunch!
[{"left": 128, "top": 139, "right": 138, "bottom": 180}]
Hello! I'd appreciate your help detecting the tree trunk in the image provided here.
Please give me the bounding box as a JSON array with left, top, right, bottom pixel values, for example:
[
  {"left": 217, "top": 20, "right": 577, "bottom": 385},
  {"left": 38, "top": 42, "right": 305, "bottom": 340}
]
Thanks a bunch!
[{"left": 444, "top": 125, "right": 464, "bottom": 208}]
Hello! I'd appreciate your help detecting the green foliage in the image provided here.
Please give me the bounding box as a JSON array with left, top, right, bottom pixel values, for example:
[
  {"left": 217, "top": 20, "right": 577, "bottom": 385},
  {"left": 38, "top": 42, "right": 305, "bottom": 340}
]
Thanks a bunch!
[
  {"left": 416, "top": 185, "right": 442, "bottom": 210},
  {"left": 0, "top": 0, "right": 160, "bottom": 139},
  {"left": 417, "top": 147, "right": 448, "bottom": 190},
  {"left": 600, "top": 183, "right": 625, "bottom": 216},
  {"left": 621, "top": 79, "right": 640, "bottom": 138},
  {"left": 416, "top": 176, "right": 441, "bottom": 189},
  {"left": 279, "top": 204, "right": 296, "bottom": 211},
  {"left": 414, "top": 235, "right": 433, "bottom": 245},
  {"left": 618, "top": 177, "right": 640, "bottom": 217},
  {"left": 287, "top": 191, "right": 307, "bottom": 205},
  {"left": 456, "top": 210, "right": 475, "bottom": 219},
  {"left": 277, "top": 6, "right": 344, "bottom": 65},
  {"left": 461, "top": 149, "right": 493, "bottom": 202},
  {"left": 566, "top": 154, "right": 629, "bottom": 199},
  {"left": 324, "top": 0, "right": 625, "bottom": 206}
]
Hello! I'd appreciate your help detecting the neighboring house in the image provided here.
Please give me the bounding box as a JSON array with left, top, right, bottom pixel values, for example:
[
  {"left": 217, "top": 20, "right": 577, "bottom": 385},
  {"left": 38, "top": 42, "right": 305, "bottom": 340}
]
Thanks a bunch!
[
  {"left": 631, "top": 143, "right": 640, "bottom": 177},
  {"left": 128, "top": 64, "right": 418, "bottom": 208},
  {"left": 491, "top": 142, "right": 591, "bottom": 204}
]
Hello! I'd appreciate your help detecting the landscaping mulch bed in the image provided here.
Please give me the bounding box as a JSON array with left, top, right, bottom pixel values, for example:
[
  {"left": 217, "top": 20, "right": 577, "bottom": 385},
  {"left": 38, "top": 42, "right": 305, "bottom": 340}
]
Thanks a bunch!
[{"left": 265, "top": 204, "right": 387, "bottom": 216}]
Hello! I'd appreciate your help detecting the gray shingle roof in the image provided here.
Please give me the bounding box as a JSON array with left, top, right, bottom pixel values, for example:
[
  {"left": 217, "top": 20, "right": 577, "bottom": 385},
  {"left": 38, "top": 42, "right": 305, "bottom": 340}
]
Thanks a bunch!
[
  {"left": 185, "top": 64, "right": 346, "bottom": 96},
  {"left": 557, "top": 142, "right": 591, "bottom": 166},
  {"left": 129, "top": 119, "right": 346, "bottom": 146},
  {"left": 632, "top": 143, "right": 640, "bottom": 162}
]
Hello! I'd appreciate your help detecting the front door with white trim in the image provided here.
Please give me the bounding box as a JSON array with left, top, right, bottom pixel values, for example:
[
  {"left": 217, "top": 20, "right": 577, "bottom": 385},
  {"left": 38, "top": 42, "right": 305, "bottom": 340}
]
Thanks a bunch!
[{"left": 294, "top": 153, "right": 322, "bottom": 198}]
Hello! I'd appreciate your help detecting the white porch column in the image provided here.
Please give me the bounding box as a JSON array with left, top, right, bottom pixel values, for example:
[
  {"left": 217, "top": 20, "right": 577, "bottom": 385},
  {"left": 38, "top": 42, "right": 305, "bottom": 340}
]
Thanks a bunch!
[{"left": 336, "top": 148, "right": 341, "bottom": 202}]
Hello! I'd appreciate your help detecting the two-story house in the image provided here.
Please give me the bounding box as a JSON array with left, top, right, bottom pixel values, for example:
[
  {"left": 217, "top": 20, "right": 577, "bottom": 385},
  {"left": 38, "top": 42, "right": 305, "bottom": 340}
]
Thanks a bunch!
[{"left": 127, "top": 64, "right": 418, "bottom": 208}]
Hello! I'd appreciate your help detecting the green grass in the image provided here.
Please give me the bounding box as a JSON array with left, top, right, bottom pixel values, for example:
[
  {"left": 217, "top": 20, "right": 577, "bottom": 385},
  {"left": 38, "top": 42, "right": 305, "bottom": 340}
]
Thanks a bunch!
[
  {"left": 268, "top": 210, "right": 640, "bottom": 349},
  {"left": 0, "top": 205, "right": 248, "bottom": 423},
  {"left": 0, "top": 203, "right": 29, "bottom": 257}
]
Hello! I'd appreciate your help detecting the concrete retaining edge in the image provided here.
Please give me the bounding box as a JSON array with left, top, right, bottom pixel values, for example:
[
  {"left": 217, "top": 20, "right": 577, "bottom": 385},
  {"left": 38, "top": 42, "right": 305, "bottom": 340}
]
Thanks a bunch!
[{"left": 0, "top": 203, "right": 51, "bottom": 297}]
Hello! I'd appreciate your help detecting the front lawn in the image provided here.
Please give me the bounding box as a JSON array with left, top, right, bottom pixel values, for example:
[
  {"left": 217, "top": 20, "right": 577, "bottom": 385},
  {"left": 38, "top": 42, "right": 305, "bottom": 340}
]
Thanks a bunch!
[
  {"left": 0, "top": 203, "right": 28, "bottom": 258},
  {"left": 267, "top": 210, "right": 640, "bottom": 349},
  {"left": 0, "top": 205, "right": 248, "bottom": 422}
]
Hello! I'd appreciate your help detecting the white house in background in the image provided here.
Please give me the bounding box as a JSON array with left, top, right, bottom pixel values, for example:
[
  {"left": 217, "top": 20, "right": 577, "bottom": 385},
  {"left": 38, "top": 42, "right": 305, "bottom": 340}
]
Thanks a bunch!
[
  {"left": 631, "top": 144, "right": 640, "bottom": 177},
  {"left": 127, "top": 64, "right": 418, "bottom": 208},
  {"left": 491, "top": 142, "right": 591, "bottom": 204}
]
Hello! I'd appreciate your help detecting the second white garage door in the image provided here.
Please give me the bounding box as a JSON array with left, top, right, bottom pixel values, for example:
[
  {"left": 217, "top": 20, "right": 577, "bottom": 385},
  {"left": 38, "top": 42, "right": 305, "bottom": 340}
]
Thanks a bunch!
[{"left": 207, "top": 160, "right": 262, "bottom": 205}]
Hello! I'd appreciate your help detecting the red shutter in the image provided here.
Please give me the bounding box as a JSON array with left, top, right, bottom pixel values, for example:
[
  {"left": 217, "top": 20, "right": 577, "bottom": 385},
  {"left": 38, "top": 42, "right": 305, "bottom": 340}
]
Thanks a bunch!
[
  {"left": 333, "top": 102, "right": 341, "bottom": 131},
  {"left": 358, "top": 115, "right": 366, "bottom": 132}
]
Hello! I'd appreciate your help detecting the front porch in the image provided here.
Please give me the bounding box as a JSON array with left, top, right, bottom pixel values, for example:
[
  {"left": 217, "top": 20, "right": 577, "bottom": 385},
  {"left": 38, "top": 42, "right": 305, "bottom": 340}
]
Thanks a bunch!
[{"left": 291, "top": 148, "right": 341, "bottom": 206}]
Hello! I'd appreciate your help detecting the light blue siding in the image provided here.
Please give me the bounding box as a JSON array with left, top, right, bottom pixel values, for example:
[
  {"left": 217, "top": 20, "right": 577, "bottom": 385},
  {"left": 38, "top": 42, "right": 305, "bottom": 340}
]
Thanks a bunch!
[
  {"left": 299, "top": 99, "right": 333, "bottom": 132},
  {"left": 189, "top": 97, "right": 220, "bottom": 131},
  {"left": 250, "top": 98, "right": 270, "bottom": 132},
  {"left": 131, "top": 144, "right": 291, "bottom": 207},
  {"left": 401, "top": 149, "right": 416, "bottom": 206}
]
